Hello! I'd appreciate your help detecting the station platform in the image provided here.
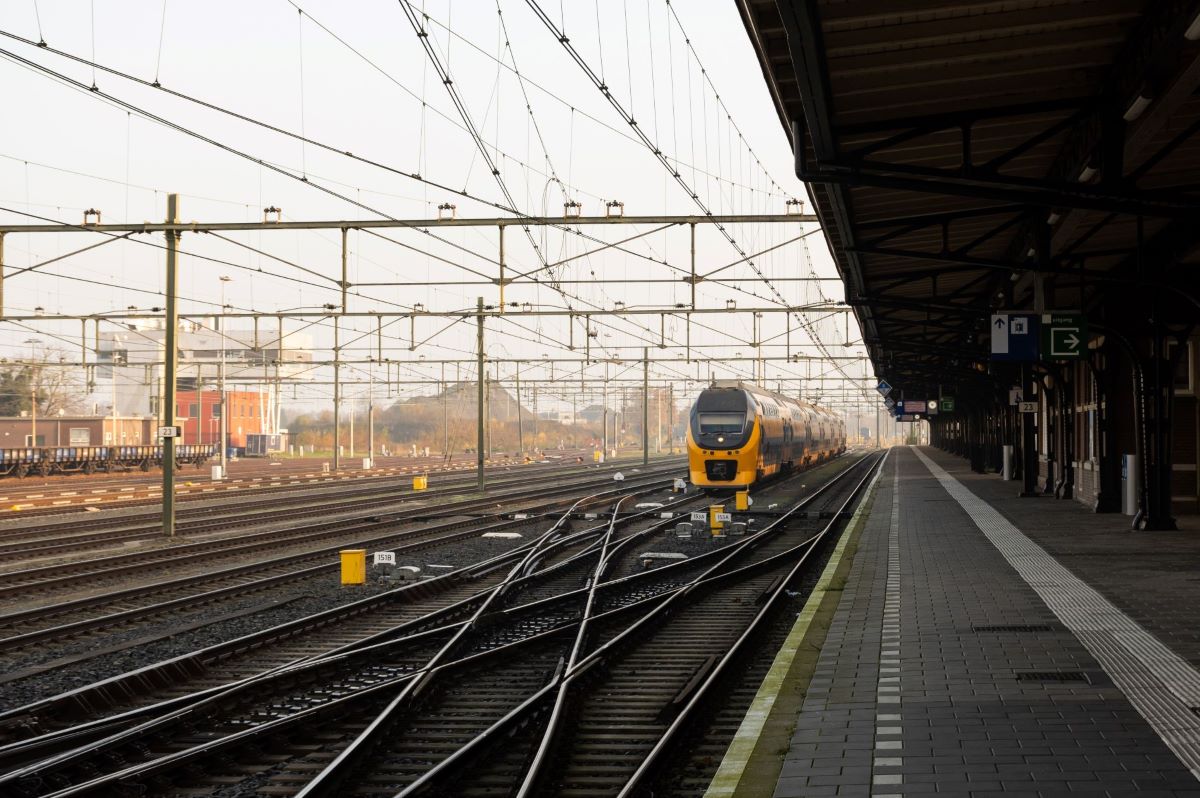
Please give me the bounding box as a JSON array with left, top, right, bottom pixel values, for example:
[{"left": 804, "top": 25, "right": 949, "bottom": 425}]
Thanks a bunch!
[{"left": 710, "top": 446, "right": 1200, "bottom": 798}]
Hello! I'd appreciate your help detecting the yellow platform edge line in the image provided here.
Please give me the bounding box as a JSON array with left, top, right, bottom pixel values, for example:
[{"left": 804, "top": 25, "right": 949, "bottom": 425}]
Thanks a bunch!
[{"left": 703, "top": 452, "right": 888, "bottom": 798}]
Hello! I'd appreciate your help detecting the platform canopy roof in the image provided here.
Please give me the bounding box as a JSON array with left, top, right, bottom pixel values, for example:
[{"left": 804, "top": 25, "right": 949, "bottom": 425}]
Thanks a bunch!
[{"left": 740, "top": 0, "right": 1200, "bottom": 397}]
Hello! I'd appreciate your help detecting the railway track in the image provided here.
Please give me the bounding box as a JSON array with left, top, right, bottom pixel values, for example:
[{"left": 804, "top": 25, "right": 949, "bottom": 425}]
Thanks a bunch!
[
  {"left": 0, "top": 483, "right": 699, "bottom": 772},
  {"left": 0, "top": 461, "right": 686, "bottom": 603},
  {"left": 0, "top": 464, "right": 686, "bottom": 645},
  {"left": 0, "top": 456, "right": 661, "bottom": 557},
  {"left": 0, "top": 451, "right": 881, "bottom": 797},
  {"left": 0, "top": 448, "right": 552, "bottom": 499},
  {"left": 0, "top": 452, "right": 594, "bottom": 517},
  {"left": 0, "top": 468, "right": 690, "bottom": 707}
]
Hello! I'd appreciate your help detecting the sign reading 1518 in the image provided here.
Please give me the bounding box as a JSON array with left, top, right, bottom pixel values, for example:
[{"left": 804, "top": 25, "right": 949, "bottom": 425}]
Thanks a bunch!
[{"left": 1040, "top": 313, "right": 1087, "bottom": 361}]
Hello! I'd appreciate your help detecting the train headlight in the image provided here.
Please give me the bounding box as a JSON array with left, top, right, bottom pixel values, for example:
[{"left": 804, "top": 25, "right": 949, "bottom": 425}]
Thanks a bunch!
[{"left": 717, "top": 436, "right": 725, "bottom": 443}]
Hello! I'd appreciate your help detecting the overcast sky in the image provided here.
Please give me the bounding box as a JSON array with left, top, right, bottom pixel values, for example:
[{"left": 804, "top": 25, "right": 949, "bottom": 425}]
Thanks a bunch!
[{"left": 0, "top": 0, "right": 873, "bottom": 411}]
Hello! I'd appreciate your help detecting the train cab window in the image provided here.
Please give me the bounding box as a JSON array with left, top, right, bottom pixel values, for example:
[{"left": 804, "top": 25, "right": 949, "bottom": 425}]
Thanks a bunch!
[{"left": 698, "top": 413, "right": 745, "bottom": 434}]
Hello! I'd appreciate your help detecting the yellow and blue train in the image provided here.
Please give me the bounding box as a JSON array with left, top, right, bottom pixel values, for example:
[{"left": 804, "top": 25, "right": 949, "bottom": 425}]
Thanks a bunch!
[{"left": 687, "top": 381, "right": 845, "bottom": 490}]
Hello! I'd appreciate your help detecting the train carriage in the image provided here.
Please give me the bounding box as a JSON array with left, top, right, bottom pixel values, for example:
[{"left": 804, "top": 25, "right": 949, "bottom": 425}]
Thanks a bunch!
[
  {"left": 687, "top": 381, "right": 846, "bottom": 490},
  {"left": 0, "top": 443, "right": 217, "bottom": 478}
]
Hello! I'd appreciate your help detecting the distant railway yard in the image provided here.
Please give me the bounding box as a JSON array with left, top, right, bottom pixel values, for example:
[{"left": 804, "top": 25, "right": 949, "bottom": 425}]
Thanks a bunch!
[{"left": 0, "top": 445, "right": 878, "bottom": 797}]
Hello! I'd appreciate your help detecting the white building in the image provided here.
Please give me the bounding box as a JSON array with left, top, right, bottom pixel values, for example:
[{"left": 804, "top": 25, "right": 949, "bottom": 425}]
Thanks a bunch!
[{"left": 96, "top": 320, "right": 313, "bottom": 431}]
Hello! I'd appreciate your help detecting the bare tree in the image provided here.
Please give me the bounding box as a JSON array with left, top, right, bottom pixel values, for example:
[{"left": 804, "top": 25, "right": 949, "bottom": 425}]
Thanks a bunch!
[{"left": 29, "top": 348, "right": 88, "bottom": 416}]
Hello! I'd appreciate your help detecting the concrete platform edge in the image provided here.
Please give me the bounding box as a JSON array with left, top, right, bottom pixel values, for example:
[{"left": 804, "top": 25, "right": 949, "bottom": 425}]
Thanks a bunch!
[{"left": 703, "top": 452, "right": 888, "bottom": 798}]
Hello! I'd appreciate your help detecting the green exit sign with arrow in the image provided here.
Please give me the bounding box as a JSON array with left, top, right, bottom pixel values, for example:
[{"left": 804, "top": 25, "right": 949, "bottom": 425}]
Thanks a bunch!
[{"left": 1040, "top": 313, "right": 1087, "bottom": 360}]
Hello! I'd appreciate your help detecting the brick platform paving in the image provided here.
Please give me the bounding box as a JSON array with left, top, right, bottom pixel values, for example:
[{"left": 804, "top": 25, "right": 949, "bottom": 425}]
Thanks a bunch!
[
  {"left": 919, "top": 446, "right": 1200, "bottom": 672},
  {"left": 773, "top": 447, "right": 1200, "bottom": 797}
]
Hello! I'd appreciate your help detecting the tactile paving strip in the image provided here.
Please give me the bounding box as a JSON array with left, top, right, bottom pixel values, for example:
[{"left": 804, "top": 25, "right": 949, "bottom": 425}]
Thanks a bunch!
[
  {"left": 913, "top": 447, "right": 1200, "bottom": 780},
  {"left": 871, "top": 463, "right": 904, "bottom": 797}
]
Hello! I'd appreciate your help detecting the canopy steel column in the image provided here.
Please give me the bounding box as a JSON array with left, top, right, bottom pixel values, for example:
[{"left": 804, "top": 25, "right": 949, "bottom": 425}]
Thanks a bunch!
[{"left": 1020, "top": 365, "right": 1039, "bottom": 497}]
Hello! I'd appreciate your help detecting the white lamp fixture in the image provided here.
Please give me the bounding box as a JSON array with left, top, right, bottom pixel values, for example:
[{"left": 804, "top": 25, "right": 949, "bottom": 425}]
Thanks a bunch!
[
  {"left": 1123, "top": 94, "right": 1152, "bottom": 122},
  {"left": 1185, "top": 10, "right": 1200, "bottom": 40}
]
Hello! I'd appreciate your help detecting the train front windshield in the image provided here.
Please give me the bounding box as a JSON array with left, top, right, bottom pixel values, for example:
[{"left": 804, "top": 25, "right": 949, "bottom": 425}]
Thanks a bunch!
[
  {"left": 698, "top": 413, "right": 745, "bottom": 434},
  {"left": 691, "top": 388, "right": 754, "bottom": 450}
]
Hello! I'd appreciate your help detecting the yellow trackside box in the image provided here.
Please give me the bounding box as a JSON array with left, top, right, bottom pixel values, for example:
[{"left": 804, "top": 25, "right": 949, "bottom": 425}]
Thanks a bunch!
[
  {"left": 413, "top": 475, "right": 428, "bottom": 491},
  {"left": 593, "top": 450, "right": 602, "bottom": 463},
  {"left": 709, "top": 504, "right": 726, "bottom": 531},
  {"left": 735, "top": 490, "right": 750, "bottom": 511},
  {"left": 340, "top": 549, "right": 367, "bottom": 585}
]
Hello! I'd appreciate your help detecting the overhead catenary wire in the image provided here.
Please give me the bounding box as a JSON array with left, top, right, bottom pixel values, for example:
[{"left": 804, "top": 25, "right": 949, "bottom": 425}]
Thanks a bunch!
[
  {"left": 152, "top": 0, "right": 168, "bottom": 85},
  {"left": 395, "top": 0, "right": 551, "bottom": 279},
  {"left": 659, "top": 0, "right": 789, "bottom": 198},
  {"left": 520, "top": 0, "right": 855, "bottom": 384},
  {"left": 280, "top": 0, "right": 622, "bottom": 208},
  {"left": 0, "top": 30, "right": 681, "bottom": 277},
  {"left": 0, "top": 13, "right": 871, "bottom": 404},
  {"left": 0, "top": 23, "right": 734, "bottom": 356},
  {"left": 414, "top": 6, "right": 783, "bottom": 198}
]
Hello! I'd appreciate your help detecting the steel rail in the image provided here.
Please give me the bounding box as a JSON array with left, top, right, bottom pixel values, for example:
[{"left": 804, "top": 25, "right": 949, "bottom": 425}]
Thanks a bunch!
[
  {"left": 0, "top": 471, "right": 682, "bottom": 660},
  {"left": 384, "top": 454, "right": 873, "bottom": 796},
  {"left": 2, "top": 493, "right": 693, "bottom": 793},
  {"left": 616, "top": 452, "right": 887, "bottom": 796},
  {"left": 0, "top": 453, "right": 540, "bottom": 524},
  {"left": 0, "top": 461, "right": 684, "bottom": 599},
  {"left": 0, "top": 483, "right": 694, "bottom": 762},
  {"left": 2, "top": 457, "right": 864, "bottom": 795},
  {"left": 289, "top": 490, "right": 624, "bottom": 798},
  {"left": 398, "top": 451, "right": 878, "bottom": 792},
  {"left": 13, "top": 490, "right": 709, "bottom": 796},
  {"left": 0, "top": 455, "right": 658, "bottom": 552}
]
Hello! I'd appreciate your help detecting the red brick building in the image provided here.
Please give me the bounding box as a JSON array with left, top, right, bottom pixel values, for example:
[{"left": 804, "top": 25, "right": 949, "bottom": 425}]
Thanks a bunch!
[{"left": 175, "top": 389, "right": 266, "bottom": 448}]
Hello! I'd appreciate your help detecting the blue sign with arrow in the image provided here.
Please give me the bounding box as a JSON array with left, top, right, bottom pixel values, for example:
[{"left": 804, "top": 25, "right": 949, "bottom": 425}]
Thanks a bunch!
[{"left": 990, "top": 312, "right": 1040, "bottom": 362}]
